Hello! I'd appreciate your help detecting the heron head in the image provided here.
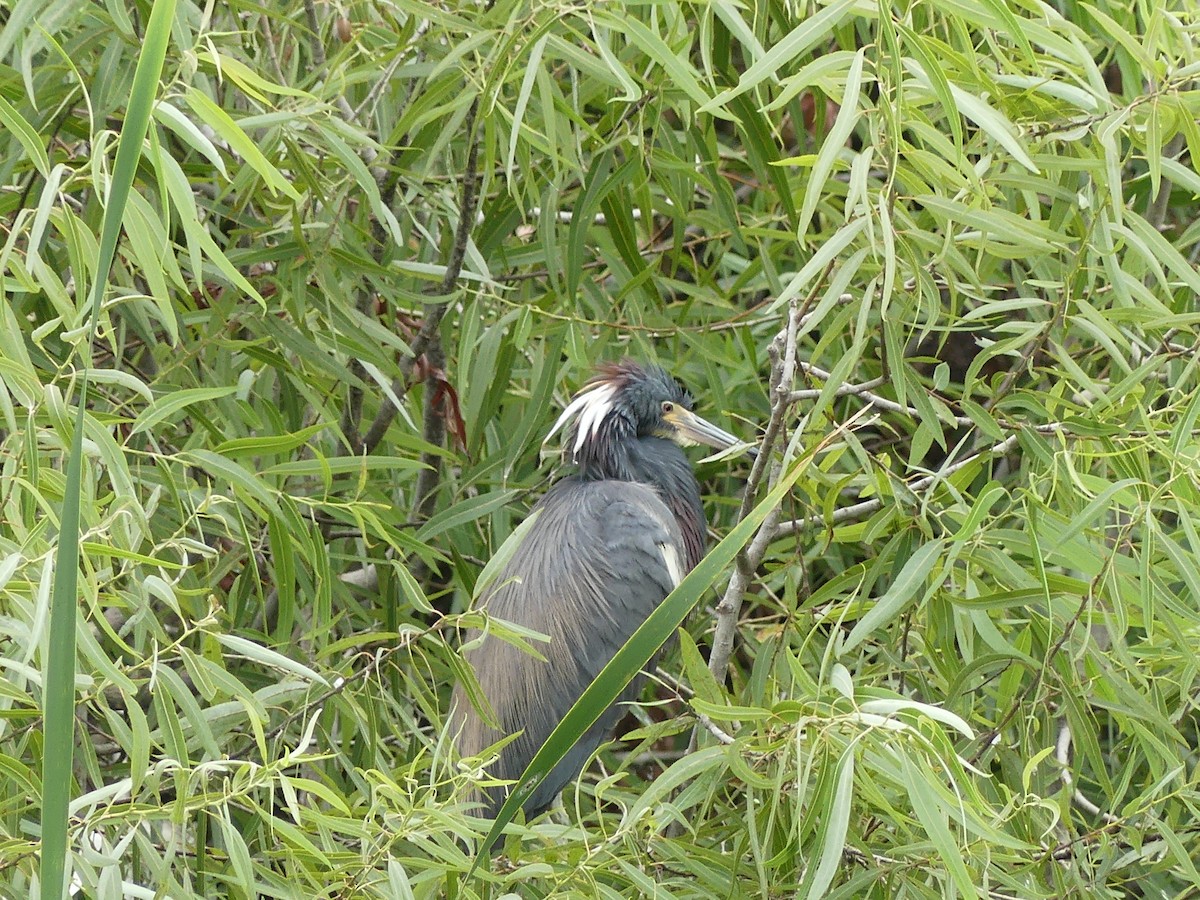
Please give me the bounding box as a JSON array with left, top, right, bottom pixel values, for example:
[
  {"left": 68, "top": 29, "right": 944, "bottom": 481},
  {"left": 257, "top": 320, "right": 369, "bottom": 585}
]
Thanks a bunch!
[{"left": 545, "top": 360, "right": 751, "bottom": 463}]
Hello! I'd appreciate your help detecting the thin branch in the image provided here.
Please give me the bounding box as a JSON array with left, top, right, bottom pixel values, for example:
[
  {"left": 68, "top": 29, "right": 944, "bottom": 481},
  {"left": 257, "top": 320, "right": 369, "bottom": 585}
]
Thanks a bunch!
[
  {"left": 694, "top": 712, "right": 736, "bottom": 745},
  {"left": 791, "top": 361, "right": 976, "bottom": 425},
  {"left": 700, "top": 273, "right": 852, "bottom": 688},
  {"left": 767, "top": 413, "right": 1191, "bottom": 543},
  {"left": 263, "top": 620, "right": 450, "bottom": 742},
  {"left": 775, "top": 322, "right": 1199, "bottom": 540},
  {"left": 1056, "top": 720, "right": 1120, "bottom": 824},
  {"left": 302, "top": 0, "right": 326, "bottom": 68},
  {"left": 259, "top": 14, "right": 286, "bottom": 86},
  {"left": 356, "top": 97, "right": 483, "bottom": 456},
  {"left": 706, "top": 295, "right": 807, "bottom": 684},
  {"left": 352, "top": 48, "right": 417, "bottom": 121},
  {"left": 771, "top": 430, "right": 1029, "bottom": 541},
  {"left": 1023, "top": 77, "right": 1186, "bottom": 140},
  {"left": 786, "top": 374, "right": 887, "bottom": 402},
  {"left": 966, "top": 567, "right": 1089, "bottom": 766},
  {"left": 1046, "top": 819, "right": 1200, "bottom": 863},
  {"left": 302, "top": 0, "right": 379, "bottom": 170}
]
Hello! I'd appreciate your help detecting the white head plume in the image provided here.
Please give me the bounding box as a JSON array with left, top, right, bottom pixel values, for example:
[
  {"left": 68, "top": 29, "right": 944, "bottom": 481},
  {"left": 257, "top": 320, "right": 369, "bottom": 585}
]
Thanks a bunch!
[{"left": 542, "top": 382, "right": 618, "bottom": 461}]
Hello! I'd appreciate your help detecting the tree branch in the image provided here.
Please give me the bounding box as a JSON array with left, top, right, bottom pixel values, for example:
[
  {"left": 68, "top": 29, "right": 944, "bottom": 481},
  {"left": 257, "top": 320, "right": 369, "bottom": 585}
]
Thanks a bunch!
[
  {"left": 356, "top": 97, "right": 482, "bottom": 457},
  {"left": 302, "top": 0, "right": 378, "bottom": 168},
  {"left": 768, "top": 423, "right": 1080, "bottom": 541},
  {"left": 412, "top": 337, "right": 448, "bottom": 524},
  {"left": 790, "top": 361, "right": 974, "bottom": 426},
  {"left": 706, "top": 298, "right": 805, "bottom": 684}
]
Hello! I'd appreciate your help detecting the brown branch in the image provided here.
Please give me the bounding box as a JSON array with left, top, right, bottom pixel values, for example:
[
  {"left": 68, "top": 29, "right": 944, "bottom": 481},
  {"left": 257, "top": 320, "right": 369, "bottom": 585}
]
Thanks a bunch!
[
  {"left": 340, "top": 173, "right": 404, "bottom": 453},
  {"left": 301, "top": 0, "right": 327, "bottom": 68},
  {"left": 412, "top": 335, "right": 447, "bottom": 524},
  {"left": 356, "top": 97, "right": 483, "bottom": 457}
]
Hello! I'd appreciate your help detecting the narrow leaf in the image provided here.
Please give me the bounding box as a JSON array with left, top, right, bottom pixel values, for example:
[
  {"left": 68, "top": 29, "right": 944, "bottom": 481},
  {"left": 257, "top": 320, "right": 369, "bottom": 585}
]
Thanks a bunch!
[
  {"left": 130, "top": 386, "right": 236, "bottom": 435},
  {"left": 40, "top": 3, "right": 177, "bottom": 897},
  {"left": 842, "top": 539, "right": 945, "bottom": 653}
]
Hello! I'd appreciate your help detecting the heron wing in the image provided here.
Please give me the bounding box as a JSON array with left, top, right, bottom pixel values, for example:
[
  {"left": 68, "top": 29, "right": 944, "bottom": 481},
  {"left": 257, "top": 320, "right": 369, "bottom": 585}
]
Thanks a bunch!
[{"left": 451, "top": 477, "right": 686, "bottom": 818}]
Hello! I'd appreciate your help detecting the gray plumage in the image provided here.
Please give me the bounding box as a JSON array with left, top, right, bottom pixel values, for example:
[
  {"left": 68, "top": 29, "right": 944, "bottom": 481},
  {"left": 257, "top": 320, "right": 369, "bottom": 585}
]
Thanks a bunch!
[
  {"left": 451, "top": 478, "right": 684, "bottom": 817},
  {"left": 450, "top": 360, "right": 748, "bottom": 819}
]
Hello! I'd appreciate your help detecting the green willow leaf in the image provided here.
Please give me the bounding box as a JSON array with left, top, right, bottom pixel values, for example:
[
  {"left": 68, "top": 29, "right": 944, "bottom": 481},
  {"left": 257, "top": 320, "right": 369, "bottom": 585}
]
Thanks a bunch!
[
  {"left": 700, "top": 0, "right": 858, "bottom": 113},
  {"left": 841, "top": 539, "right": 945, "bottom": 654},
  {"left": 183, "top": 88, "right": 302, "bottom": 201},
  {"left": 130, "top": 385, "right": 237, "bottom": 435},
  {"left": 0, "top": 97, "right": 50, "bottom": 178}
]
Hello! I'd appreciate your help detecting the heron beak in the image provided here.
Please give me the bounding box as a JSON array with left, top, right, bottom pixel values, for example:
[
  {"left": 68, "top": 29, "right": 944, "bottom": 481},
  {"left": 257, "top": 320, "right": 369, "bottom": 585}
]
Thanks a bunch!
[{"left": 666, "top": 407, "right": 757, "bottom": 459}]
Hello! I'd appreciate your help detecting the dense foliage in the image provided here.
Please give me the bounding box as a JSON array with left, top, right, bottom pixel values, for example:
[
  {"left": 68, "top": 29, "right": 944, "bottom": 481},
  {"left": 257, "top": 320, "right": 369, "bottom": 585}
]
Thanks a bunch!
[{"left": 2, "top": 0, "right": 1200, "bottom": 896}]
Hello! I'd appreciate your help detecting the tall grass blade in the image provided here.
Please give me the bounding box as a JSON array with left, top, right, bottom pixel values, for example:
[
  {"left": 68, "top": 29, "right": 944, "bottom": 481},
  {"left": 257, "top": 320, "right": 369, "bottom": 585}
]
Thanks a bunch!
[{"left": 39, "top": 1, "right": 176, "bottom": 896}]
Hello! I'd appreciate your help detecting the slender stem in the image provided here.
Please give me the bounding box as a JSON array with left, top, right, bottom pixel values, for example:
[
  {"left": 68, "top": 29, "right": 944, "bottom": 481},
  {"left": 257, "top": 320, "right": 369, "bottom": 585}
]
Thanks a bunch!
[
  {"left": 357, "top": 97, "right": 482, "bottom": 456},
  {"left": 414, "top": 347, "right": 446, "bottom": 516},
  {"left": 706, "top": 298, "right": 803, "bottom": 683}
]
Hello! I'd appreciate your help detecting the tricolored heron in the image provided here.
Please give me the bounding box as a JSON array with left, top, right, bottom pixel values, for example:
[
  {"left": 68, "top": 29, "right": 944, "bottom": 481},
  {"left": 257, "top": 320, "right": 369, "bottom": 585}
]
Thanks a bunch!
[{"left": 452, "top": 360, "right": 752, "bottom": 818}]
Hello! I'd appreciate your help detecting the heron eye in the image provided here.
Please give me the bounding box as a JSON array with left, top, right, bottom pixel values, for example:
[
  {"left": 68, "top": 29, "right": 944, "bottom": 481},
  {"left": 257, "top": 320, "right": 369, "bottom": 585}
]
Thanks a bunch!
[{"left": 661, "top": 401, "right": 674, "bottom": 414}]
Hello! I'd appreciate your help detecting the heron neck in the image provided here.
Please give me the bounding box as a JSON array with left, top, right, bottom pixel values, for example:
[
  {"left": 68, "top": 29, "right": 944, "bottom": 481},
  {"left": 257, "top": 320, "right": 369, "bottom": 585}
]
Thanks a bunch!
[{"left": 577, "top": 436, "right": 707, "bottom": 570}]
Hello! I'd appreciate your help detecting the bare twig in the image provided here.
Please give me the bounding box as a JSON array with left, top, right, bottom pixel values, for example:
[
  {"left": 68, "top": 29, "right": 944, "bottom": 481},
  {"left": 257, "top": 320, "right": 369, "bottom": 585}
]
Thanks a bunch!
[
  {"left": 694, "top": 712, "right": 735, "bottom": 745},
  {"left": 1056, "top": 720, "right": 1120, "bottom": 823},
  {"left": 705, "top": 303, "right": 804, "bottom": 684},
  {"left": 667, "top": 306, "right": 807, "bottom": 834},
  {"left": 355, "top": 300, "right": 444, "bottom": 460},
  {"left": 786, "top": 374, "right": 887, "bottom": 402},
  {"left": 356, "top": 97, "right": 483, "bottom": 456},
  {"left": 644, "top": 668, "right": 734, "bottom": 742},
  {"left": 302, "top": 0, "right": 326, "bottom": 67},
  {"left": 771, "top": 429, "right": 1036, "bottom": 541},
  {"left": 259, "top": 14, "right": 286, "bottom": 86},
  {"left": 842, "top": 846, "right": 899, "bottom": 867},
  {"left": 791, "top": 361, "right": 976, "bottom": 425},
  {"left": 352, "top": 49, "right": 415, "bottom": 121}
]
